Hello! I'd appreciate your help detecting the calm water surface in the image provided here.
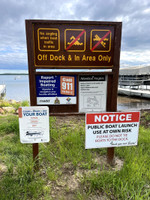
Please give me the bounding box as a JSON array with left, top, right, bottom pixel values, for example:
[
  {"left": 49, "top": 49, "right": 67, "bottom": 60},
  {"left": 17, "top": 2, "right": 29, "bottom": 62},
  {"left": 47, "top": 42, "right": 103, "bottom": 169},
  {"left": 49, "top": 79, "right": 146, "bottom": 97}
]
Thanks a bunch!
[
  {"left": 117, "top": 96, "right": 150, "bottom": 111},
  {"left": 1, "top": 74, "right": 150, "bottom": 111},
  {"left": 0, "top": 75, "right": 29, "bottom": 101}
]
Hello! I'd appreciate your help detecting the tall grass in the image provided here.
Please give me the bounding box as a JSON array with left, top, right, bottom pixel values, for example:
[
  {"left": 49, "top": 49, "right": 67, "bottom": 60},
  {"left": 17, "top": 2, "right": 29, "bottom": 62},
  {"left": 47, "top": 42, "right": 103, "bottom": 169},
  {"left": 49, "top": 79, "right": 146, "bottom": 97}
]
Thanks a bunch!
[
  {"left": 83, "top": 126, "right": 150, "bottom": 199},
  {"left": 0, "top": 115, "right": 150, "bottom": 199}
]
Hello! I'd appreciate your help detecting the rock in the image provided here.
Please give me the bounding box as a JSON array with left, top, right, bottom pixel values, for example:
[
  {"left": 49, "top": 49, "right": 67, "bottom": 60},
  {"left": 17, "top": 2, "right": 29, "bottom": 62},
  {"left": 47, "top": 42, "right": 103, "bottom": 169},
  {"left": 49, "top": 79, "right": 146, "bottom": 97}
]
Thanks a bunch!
[
  {"left": 0, "top": 108, "right": 5, "bottom": 114},
  {"left": 0, "top": 163, "right": 7, "bottom": 175},
  {"left": 2, "top": 107, "right": 15, "bottom": 113},
  {"left": 8, "top": 99, "right": 16, "bottom": 104},
  {"left": 67, "top": 175, "right": 79, "bottom": 191}
]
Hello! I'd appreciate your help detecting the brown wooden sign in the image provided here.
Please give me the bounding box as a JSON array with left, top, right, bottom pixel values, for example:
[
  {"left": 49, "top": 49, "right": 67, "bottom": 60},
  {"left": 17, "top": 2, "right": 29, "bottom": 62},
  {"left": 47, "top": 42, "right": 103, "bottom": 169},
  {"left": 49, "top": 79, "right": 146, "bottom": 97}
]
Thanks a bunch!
[
  {"left": 26, "top": 20, "right": 122, "bottom": 115},
  {"left": 25, "top": 20, "right": 122, "bottom": 166},
  {"left": 26, "top": 20, "right": 119, "bottom": 69}
]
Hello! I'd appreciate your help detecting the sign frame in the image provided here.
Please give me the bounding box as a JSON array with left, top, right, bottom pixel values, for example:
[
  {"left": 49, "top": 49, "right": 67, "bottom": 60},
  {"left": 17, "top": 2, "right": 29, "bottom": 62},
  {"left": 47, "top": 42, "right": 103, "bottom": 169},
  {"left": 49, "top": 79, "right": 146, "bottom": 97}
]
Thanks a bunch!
[
  {"left": 26, "top": 20, "right": 122, "bottom": 165},
  {"left": 26, "top": 20, "right": 122, "bottom": 115},
  {"left": 26, "top": 20, "right": 121, "bottom": 69}
]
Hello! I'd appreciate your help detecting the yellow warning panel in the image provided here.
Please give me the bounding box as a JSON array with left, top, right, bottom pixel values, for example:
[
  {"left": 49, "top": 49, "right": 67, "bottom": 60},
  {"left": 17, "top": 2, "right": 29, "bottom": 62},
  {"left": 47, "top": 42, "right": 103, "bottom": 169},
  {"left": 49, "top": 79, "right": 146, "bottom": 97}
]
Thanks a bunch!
[
  {"left": 90, "top": 29, "right": 111, "bottom": 52},
  {"left": 37, "top": 28, "right": 60, "bottom": 51},
  {"left": 64, "top": 29, "right": 86, "bottom": 52}
]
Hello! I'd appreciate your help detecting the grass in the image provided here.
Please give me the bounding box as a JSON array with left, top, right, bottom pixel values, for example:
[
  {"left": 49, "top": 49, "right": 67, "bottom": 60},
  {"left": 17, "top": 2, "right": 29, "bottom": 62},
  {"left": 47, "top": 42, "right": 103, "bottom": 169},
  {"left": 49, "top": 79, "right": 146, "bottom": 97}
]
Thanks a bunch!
[
  {"left": 84, "top": 127, "right": 150, "bottom": 199},
  {"left": 0, "top": 112, "right": 150, "bottom": 199}
]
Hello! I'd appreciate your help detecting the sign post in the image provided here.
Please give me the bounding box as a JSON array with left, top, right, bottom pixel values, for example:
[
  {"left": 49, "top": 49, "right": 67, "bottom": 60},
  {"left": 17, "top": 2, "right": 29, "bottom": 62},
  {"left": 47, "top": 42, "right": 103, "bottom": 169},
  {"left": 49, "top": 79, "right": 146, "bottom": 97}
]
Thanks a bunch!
[{"left": 25, "top": 20, "right": 122, "bottom": 165}]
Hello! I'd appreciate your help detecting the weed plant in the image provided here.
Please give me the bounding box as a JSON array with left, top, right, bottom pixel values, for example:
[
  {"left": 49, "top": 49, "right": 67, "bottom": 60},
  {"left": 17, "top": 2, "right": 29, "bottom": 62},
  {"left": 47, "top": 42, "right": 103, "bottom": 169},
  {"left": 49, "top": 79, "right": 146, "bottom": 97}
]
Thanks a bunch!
[{"left": 0, "top": 99, "right": 29, "bottom": 113}]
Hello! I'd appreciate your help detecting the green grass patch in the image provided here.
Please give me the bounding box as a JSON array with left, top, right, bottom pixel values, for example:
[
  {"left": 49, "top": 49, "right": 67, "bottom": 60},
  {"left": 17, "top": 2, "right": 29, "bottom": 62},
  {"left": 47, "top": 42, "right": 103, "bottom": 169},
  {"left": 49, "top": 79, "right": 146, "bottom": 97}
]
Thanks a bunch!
[
  {"left": 0, "top": 115, "right": 19, "bottom": 136},
  {"left": 0, "top": 115, "right": 150, "bottom": 199},
  {"left": 83, "top": 126, "right": 150, "bottom": 199}
]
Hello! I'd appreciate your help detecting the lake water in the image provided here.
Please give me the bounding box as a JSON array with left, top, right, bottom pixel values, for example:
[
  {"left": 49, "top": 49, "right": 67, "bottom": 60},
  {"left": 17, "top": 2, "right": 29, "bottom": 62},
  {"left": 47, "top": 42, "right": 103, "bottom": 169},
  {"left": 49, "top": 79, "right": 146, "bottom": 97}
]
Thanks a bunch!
[
  {"left": 117, "top": 96, "right": 150, "bottom": 111},
  {"left": 0, "top": 74, "right": 150, "bottom": 111},
  {"left": 0, "top": 75, "right": 29, "bottom": 101}
]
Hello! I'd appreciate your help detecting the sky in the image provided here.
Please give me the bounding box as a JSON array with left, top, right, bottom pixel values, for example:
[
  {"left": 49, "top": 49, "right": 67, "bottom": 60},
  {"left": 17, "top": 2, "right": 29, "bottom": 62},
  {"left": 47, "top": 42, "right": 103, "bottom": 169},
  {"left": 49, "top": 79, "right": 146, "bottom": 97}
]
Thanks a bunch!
[{"left": 0, "top": 0, "right": 150, "bottom": 71}]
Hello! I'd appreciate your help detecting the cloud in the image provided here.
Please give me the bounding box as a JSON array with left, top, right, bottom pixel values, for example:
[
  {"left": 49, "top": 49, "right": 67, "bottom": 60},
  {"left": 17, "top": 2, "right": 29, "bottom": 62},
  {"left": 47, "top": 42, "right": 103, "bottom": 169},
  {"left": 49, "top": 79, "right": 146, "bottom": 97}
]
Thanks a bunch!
[
  {"left": 0, "top": 0, "right": 150, "bottom": 70},
  {"left": 121, "top": 50, "right": 150, "bottom": 66}
]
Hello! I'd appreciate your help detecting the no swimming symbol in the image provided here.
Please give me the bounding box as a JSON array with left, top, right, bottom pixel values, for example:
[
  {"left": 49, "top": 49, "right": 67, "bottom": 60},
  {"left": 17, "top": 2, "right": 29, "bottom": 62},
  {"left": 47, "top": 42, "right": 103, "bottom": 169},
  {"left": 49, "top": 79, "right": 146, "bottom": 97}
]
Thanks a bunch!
[
  {"left": 91, "top": 30, "right": 111, "bottom": 52},
  {"left": 65, "top": 29, "right": 86, "bottom": 52}
]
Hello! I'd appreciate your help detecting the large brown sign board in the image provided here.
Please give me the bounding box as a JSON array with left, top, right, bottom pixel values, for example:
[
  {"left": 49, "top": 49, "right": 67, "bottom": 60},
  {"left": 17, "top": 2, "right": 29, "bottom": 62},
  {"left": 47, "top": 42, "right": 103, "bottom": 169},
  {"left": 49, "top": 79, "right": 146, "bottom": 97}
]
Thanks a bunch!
[
  {"left": 26, "top": 20, "right": 121, "bottom": 69},
  {"left": 26, "top": 20, "right": 122, "bottom": 166},
  {"left": 26, "top": 20, "right": 122, "bottom": 112}
]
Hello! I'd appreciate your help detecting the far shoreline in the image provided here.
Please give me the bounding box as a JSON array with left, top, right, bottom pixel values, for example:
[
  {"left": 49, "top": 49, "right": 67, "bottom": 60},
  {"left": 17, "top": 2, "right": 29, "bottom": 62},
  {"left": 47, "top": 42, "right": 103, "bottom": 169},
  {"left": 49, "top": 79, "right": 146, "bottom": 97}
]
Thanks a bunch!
[{"left": 0, "top": 73, "right": 28, "bottom": 75}]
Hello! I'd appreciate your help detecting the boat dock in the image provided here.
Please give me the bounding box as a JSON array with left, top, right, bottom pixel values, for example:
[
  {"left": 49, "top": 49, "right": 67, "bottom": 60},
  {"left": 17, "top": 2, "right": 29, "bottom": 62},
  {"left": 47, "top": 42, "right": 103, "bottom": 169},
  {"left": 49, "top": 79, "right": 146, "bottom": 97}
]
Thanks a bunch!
[
  {"left": 0, "top": 84, "right": 6, "bottom": 98},
  {"left": 118, "top": 65, "right": 150, "bottom": 98},
  {"left": 118, "top": 88, "right": 150, "bottom": 98}
]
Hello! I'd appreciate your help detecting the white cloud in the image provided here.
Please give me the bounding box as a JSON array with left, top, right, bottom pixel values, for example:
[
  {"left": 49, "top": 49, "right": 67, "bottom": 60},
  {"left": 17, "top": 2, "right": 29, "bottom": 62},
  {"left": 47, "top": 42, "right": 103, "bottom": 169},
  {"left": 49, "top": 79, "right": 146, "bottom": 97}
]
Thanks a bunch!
[
  {"left": 143, "top": 8, "right": 150, "bottom": 14},
  {"left": 0, "top": 45, "right": 27, "bottom": 66},
  {"left": 121, "top": 50, "right": 150, "bottom": 66},
  {"left": 0, "top": 0, "right": 150, "bottom": 69}
]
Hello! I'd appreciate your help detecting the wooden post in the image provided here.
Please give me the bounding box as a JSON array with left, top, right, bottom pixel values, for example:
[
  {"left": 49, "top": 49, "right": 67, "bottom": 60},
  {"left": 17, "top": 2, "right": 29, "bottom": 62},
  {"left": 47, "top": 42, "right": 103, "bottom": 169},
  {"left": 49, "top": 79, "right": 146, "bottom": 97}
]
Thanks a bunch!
[
  {"left": 33, "top": 143, "right": 39, "bottom": 170},
  {"left": 106, "top": 22, "right": 122, "bottom": 165},
  {"left": 107, "top": 148, "right": 115, "bottom": 165},
  {"left": 26, "top": 20, "right": 39, "bottom": 170}
]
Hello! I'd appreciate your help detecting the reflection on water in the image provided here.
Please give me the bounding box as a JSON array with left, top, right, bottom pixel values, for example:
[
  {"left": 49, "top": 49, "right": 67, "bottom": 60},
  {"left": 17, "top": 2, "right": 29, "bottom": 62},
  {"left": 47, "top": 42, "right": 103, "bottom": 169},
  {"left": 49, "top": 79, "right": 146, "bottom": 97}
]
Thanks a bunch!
[{"left": 117, "top": 95, "right": 150, "bottom": 111}]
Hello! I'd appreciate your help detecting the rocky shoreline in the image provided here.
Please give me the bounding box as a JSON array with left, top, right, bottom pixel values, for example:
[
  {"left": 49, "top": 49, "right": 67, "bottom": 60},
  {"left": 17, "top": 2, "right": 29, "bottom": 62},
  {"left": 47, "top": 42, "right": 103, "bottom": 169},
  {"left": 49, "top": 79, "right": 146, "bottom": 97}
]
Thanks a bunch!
[{"left": 0, "top": 99, "right": 29, "bottom": 114}]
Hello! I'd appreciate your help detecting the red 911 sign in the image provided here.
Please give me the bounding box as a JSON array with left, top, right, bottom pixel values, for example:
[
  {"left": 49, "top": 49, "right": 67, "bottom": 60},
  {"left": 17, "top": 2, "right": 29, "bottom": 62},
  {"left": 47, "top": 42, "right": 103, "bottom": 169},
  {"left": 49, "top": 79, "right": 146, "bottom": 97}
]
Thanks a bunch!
[{"left": 60, "top": 76, "right": 75, "bottom": 96}]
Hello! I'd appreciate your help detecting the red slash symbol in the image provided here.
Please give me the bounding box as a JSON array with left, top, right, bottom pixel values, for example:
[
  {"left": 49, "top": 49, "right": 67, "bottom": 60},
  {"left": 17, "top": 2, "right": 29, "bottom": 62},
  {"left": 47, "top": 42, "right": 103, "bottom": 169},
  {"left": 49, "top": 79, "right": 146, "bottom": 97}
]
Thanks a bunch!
[
  {"left": 66, "top": 30, "right": 86, "bottom": 51},
  {"left": 91, "top": 30, "right": 111, "bottom": 52}
]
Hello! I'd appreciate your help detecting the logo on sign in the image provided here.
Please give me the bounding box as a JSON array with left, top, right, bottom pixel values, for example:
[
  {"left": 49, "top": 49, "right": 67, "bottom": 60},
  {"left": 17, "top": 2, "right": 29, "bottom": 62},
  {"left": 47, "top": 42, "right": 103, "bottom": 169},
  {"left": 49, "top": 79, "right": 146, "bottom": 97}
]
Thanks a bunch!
[
  {"left": 54, "top": 97, "right": 60, "bottom": 104},
  {"left": 66, "top": 97, "right": 71, "bottom": 104}
]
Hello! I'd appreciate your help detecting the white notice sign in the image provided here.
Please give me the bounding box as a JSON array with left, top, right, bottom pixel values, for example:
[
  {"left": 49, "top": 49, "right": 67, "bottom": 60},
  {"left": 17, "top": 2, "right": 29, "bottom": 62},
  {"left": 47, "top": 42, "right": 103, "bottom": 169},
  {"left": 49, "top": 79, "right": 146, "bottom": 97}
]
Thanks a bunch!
[
  {"left": 86, "top": 112, "right": 140, "bottom": 149},
  {"left": 79, "top": 75, "right": 107, "bottom": 113},
  {"left": 19, "top": 106, "right": 50, "bottom": 144}
]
